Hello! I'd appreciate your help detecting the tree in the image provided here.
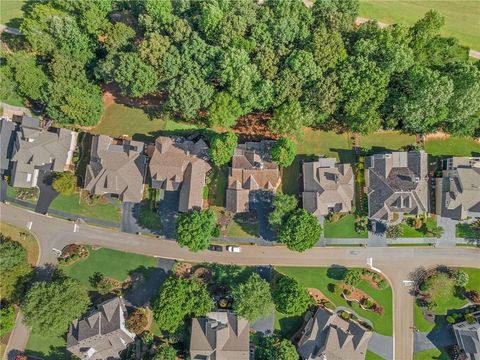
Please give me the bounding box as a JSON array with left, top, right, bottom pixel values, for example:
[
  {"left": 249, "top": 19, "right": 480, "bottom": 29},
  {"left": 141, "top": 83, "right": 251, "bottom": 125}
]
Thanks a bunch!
[
  {"left": 126, "top": 308, "right": 148, "bottom": 334},
  {"left": 454, "top": 270, "right": 469, "bottom": 288},
  {"left": 232, "top": 273, "right": 273, "bottom": 322},
  {"left": 113, "top": 53, "right": 159, "bottom": 98},
  {"left": 208, "top": 92, "right": 243, "bottom": 128},
  {"left": 312, "top": 0, "right": 359, "bottom": 31},
  {"left": 153, "top": 343, "right": 177, "bottom": 360},
  {"left": 22, "top": 276, "right": 90, "bottom": 336},
  {"left": 0, "top": 234, "right": 32, "bottom": 302},
  {"left": 343, "top": 269, "right": 362, "bottom": 287},
  {"left": 175, "top": 209, "right": 217, "bottom": 252},
  {"left": 273, "top": 276, "right": 311, "bottom": 315},
  {"left": 8, "top": 51, "right": 47, "bottom": 101},
  {"left": 255, "top": 336, "right": 298, "bottom": 360},
  {"left": 409, "top": 10, "right": 444, "bottom": 55},
  {"left": 89, "top": 272, "right": 115, "bottom": 295},
  {"left": 209, "top": 131, "right": 238, "bottom": 167},
  {"left": 385, "top": 66, "right": 453, "bottom": 134},
  {"left": 102, "top": 22, "right": 135, "bottom": 52},
  {"left": 152, "top": 277, "right": 213, "bottom": 333},
  {"left": 144, "top": 0, "right": 175, "bottom": 25},
  {"left": 268, "top": 193, "right": 298, "bottom": 230},
  {"left": 52, "top": 172, "right": 77, "bottom": 195},
  {"left": 0, "top": 304, "right": 15, "bottom": 337},
  {"left": 279, "top": 209, "right": 322, "bottom": 252},
  {"left": 269, "top": 101, "right": 310, "bottom": 135},
  {"left": 386, "top": 224, "right": 403, "bottom": 239},
  {"left": 271, "top": 138, "right": 296, "bottom": 167},
  {"left": 139, "top": 32, "right": 171, "bottom": 69}
]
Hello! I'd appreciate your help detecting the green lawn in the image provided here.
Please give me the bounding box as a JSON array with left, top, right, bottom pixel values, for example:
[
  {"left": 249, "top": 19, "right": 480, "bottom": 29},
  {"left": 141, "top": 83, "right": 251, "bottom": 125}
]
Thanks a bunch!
[
  {"left": 93, "top": 104, "right": 166, "bottom": 141},
  {"left": 61, "top": 246, "right": 157, "bottom": 288},
  {"left": 398, "top": 217, "right": 437, "bottom": 238},
  {"left": 366, "top": 350, "right": 385, "bottom": 360},
  {"left": 359, "top": 0, "right": 480, "bottom": 50},
  {"left": 0, "top": 0, "right": 25, "bottom": 25},
  {"left": 208, "top": 166, "right": 228, "bottom": 207},
  {"left": 425, "top": 137, "right": 480, "bottom": 157},
  {"left": 456, "top": 223, "right": 480, "bottom": 239},
  {"left": 49, "top": 192, "right": 121, "bottom": 223},
  {"left": 324, "top": 214, "right": 368, "bottom": 238},
  {"left": 413, "top": 347, "right": 448, "bottom": 360},
  {"left": 359, "top": 131, "right": 416, "bottom": 151},
  {"left": 276, "top": 266, "right": 393, "bottom": 336},
  {"left": 227, "top": 219, "right": 259, "bottom": 238},
  {"left": 26, "top": 332, "right": 73, "bottom": 360},
  {"left": 274, "top": 310, "right": 303, "bottom": 339},
  {"left": 462, "top": 267, "right": 480, "bottom": 292},
  {"left": 0, "top": 222, "right": 39, "bottom": 265}
]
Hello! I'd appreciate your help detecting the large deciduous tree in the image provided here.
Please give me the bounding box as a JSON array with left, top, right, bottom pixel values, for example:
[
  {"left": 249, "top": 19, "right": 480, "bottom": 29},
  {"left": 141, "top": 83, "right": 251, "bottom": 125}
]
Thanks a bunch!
[
  {"left": 22, "top": 275, "right": 90, "bottom": 336},
  {"left": 113, "top": 53, "right": 159, "bottom": 98},
  {"left": 279, "top": 209, "right": 322, "bottom": 252},
  {"left": 152, "top": 276, "right": 213, "bottom": 333},
  {"left": 273, "top": 276, "right": 311, "bottom": 315},
  {"left": 232, "top": 273, "right": 273, "bottom": 322},
  {"left": 208, "top": 92, "right": 243, "bottom": 128},
  {"left": 255, "top": 336, "right": 299, "bottom": 360},
  {"left": 7, "top": 51, "right": 47, "bottom": 101},
  {"left": 270, "top": 138, "right": 296, "bottom": 167},
  {"left": 209, "top": 131, "right": 238, "bottom": 167},
  {"left": 175, "top": 209, "right": 217, "bottom": 252},
  {"left": 268, "top": 193, "right": 298, "bottom": 230}
]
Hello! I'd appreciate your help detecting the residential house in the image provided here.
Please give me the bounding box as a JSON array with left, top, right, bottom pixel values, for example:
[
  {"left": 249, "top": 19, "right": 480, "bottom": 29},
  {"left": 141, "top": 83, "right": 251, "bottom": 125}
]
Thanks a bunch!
[
  {"left": 9, "top": 116, "right": 77, "bottom": 188},
  {"left": 84, "top": 135, "right": 147, "bottom": 203},
  {"left": 226, "top": 141, "right": 280, "bottom": 213},
  {"left": 148, "top": 136, "right": 211, "bottom": 212},
  {"left": 190, "top": 311, "right": 250, "bottom": 360},
  {"left": 452, "top": 311, "right": 480, "bottom": 360},
  {"left": 302, "top": 158, "right": 354, "bottom": 217},
  {"left": 297, "top": 307, "right": 372, "bottom": 360},
  {"left": 436, "top": 157, "right": 480, "bottom": 220},
  {"left": 0, "top": 119, "right": 16, "bottom": 175},
  {"left": 66, "top": 297, "right": 135, "bottom": 360},
  {"left": 365, "top": 151, "right": 429, "bottom": 223}
]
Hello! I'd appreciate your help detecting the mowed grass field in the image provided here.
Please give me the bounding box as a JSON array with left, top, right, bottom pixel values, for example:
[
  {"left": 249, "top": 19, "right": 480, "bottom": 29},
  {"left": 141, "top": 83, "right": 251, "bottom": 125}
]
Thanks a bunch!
[
  {"left": 0, "top": 0, "right": 25, "bottom": 24},
  {"left": 359, "top": 0, "right": 480, "bottom": 50}
]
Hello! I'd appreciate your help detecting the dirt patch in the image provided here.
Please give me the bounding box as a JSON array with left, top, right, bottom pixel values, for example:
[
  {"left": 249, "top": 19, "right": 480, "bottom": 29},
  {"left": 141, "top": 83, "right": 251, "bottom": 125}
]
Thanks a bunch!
[
  {"left": 308, "top": 288, "right": 332, "bottom": 304},
  {"left": 175, "top": 262, "right": 193, "bottom": 278},
  {"left": 232, "top": 113, "right": 280, "bottom": 140},
  {"left": 101, "top": 83, "right": 165, "bottom": 109},
  {"left": 424, "top": 131, "right": 451, "bottom": 140},
  {"left": 192, "top": 267, "right": 213, "bottom": 284}
]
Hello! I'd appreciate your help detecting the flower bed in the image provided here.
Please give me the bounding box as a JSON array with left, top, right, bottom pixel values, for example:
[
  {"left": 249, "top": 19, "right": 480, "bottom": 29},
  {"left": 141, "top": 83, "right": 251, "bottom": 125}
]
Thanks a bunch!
[
  {"left": 341, "top": 284, "right": 384, "bottom": 315},
  {"left": 58, "top": 245, "right": 89, "bottom": 266}
]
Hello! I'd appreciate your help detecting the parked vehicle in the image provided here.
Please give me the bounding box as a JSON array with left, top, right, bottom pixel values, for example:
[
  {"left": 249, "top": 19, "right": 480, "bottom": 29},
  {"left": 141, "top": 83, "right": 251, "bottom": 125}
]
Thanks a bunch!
[
  {"left": 226, "top": 245, "right": 241, "bottom": 253},
  {"left": 208, "top": 244, "right": 223, "bottom": 252}
]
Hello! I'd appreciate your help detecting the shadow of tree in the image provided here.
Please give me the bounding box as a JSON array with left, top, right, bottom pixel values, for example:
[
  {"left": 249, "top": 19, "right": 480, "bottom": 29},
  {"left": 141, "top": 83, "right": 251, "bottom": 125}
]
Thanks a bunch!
[{"left": 326, "top": 265, "right": 348, "bottom": 280}]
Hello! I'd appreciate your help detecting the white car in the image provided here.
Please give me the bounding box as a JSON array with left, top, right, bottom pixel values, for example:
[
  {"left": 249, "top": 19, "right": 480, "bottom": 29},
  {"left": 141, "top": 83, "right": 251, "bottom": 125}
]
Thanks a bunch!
[{"left": 226, "top": 245, "right": 242, "bottom": 253}]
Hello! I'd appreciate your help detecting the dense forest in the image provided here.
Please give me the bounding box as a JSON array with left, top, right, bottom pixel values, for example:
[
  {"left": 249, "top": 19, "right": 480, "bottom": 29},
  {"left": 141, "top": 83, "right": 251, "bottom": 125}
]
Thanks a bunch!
[{"left": 1, "top": 0, "right": 480, "bottom": 136}]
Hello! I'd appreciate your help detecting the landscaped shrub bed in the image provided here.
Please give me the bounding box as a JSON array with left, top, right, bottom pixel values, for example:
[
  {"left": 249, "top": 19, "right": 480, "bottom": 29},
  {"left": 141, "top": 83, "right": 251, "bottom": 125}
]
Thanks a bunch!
[{"left": 58, "top": 245, "right": 88, "bottom": 266}]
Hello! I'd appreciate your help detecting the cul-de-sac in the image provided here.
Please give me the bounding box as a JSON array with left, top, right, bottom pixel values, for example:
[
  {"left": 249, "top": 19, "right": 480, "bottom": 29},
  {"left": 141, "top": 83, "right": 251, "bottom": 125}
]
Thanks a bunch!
[{"left": 0, "top": 1, "right": 479, "bottom": 360}]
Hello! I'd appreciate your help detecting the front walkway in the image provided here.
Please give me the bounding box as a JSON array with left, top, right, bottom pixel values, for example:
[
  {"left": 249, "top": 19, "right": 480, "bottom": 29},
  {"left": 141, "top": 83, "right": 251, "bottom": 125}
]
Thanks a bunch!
[{"left": 436, "top": 216, "right": 458, "bottom": 247}]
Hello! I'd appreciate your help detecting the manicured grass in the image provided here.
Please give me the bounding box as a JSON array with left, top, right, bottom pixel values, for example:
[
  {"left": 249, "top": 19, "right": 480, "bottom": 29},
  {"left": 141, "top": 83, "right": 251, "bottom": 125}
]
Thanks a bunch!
[
  {"left": 164, "top": 119, "right": 199, "bottom": 131},
  {"left": 414, "top": 302, "right": 435, "bottom": 332},
  {"left": 413, "top": 347, "right": 448, "bottom": 360},
  {"left": 93, "top": 104, "right": 166, "bottom": 141},
  {"left": 359, "top": 131, "right": 416, "bottom": 151},
  {"left": 26, "top": 332, "right": 73, "bottom": 360},
  {"left": 323, "top": 214, "right": 368, "bottom": 238},
  {"left": 274, "top": 310, "right": 303, "bottom": 339},
  {"left": 0, "top": 222, "right": 39, "bottom": 265},
  {"left": 358, "top": 0, "right": 480, "bottom": 50},
  {"left": 398, "top": 217, "right": 437, "bottom": 238},
  {"left": 366, "top": 350, "right": 385, "bottom": 360},
  {"left": 461, "top": 267, "right": 480, "bottom": 292},
  {"left": 456, "top": 223, "right": 480, "bottom": 239},
  {"left": 208, "top": 166, "right": 228, "bottom": 207},
  {"left": 49, "top": 192, "right": 121, "bottom": 223},
  {"left": 61, "top": 246, "right": 157, "bottom": 288},
  {"left": 426, "top": 273, "right": 466, "bottom": 315},
  {"left": 297, "top": 129, "right": 354, "bottom": 162},
  {"left": 138, "top": 187, "right": 162, "bottom": 231},
  {"left": 276, "top": 266, "right": 393, "bottom": 336},
  {"left": 227, "top": 219, "right": 259, "bottom": 238},
  {"left": 0, "top": 0, "right": 25, "bottom": 25},
  {"left": 425, "top": 137, "right": 480, "bottom": 157}
]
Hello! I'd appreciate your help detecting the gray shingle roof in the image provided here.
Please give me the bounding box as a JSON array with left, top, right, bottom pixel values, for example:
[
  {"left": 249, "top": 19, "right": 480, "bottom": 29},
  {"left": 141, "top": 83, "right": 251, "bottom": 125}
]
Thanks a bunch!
[
  {"left": 0, "top": 119, "right": 16, "bottom": 172},
  {"left": 453, "top": 311, "right": 480, "bottom": 359}
]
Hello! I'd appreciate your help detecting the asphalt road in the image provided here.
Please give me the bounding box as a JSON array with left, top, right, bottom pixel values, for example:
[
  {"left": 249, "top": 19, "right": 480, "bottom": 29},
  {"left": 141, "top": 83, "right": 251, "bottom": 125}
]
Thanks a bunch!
[{"left": 1, "top": 203, "right": 479, "bottom": 360}]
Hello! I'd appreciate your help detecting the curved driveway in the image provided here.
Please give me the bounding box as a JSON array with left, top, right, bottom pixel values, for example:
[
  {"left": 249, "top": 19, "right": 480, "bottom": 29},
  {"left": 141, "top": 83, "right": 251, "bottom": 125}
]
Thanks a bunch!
[{"left": 1, "top": 203, "right": 479, "bottom": 360}]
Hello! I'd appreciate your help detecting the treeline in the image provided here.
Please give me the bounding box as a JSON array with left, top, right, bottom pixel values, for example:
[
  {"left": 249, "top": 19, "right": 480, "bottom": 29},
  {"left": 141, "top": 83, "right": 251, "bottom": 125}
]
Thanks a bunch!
[{"left": 2, "top": 0, "right": 480, "bottom": 136}]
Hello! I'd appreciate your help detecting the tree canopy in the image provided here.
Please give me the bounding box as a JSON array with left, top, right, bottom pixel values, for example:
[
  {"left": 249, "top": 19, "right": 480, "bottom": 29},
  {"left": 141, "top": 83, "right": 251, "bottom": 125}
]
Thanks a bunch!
[
  {"left": 209, "top": 131, "right": 238, "bottom": 167},
  {"left": 268, "top": 193, "right": 298, "bottom": 230},
  {"left": 175, "top": 209, "right": 217, "bottom": 252},
  {"left": 279, "top": 209, "right": 322, "bottom": 252},
  {"left": 273, "top": 276, "right": 311, "bottom": 315},
  {"left": 152, "top": 276, "right": 213, "bottom": 334},
  {"left": 270, "top": 138, "right": 296, "bottom": 167},
  {"left": 255, "top": 336, "right": 298, "bottom": 360},
  {"left": 52, "top": 172, "right": 77, "bottom": 195},
  {"left": 232, "top": 273, "right": 273, "bottom": 322},
  {"left": 22, "top": 275, "right": 90, "bottom": 336}
]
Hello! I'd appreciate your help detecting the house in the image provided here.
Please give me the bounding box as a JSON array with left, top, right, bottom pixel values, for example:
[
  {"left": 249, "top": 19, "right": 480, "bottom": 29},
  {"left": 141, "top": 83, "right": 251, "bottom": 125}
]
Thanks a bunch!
[
  {"left": 302, "top": 158, "right": 354, "bottom": 217},
  {"left": 148, "top": 136, "right": 211, "bottom": 212},
  {"left": 436, "top": 157, "right": 480, "bottom": 220},
  {"left": 0, "top": 119, "right": 16, "bottom": 175},
  {"left": 365, "top": 151, "right": 429, "bottom": 223},
  {"left": 297, "top": 307, "right": 372, "bottom": 360},
  {"left": 84, "top": 135, "right": 147, "bottom": 203},
  {"left": 190, "top": 311, "right": 250, "bottom": 360},
  {"left": 9, "top": 116, "right": 77, "bottom": 188},
  {"left": 226, "top": 141, "right": 280, "bottom": 213},
  {"left": 66, "top": 297, "right": 135, "bottom": 360},
  {"left": 452, "top": 311, "right": 480, "bottom": 360}
]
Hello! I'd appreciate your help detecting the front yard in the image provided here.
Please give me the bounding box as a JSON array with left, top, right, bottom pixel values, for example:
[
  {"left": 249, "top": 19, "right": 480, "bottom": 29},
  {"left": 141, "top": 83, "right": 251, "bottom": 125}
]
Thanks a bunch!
[
  {"left": 0, "top": 222, "right": 39, "bottom": 265},
  {"left": 323, "top": 214, "right": 368, "bottom": 238},
  {"left": 275, "top": 266, "right": 393, "bottom": 336},
  {"left": 456, "top": 223, "right": 480, "bottom": 239}
]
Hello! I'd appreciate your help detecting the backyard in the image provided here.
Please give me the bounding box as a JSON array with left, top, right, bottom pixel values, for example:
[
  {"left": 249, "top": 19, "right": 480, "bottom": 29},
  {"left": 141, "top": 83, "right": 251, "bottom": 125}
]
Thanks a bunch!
[
  {"left": 359, "top": 0, "right": 480, "bottom": 50},
  {"left": 323, "top": 214, "right": 368, "bottom": 239},
  {"left": 275, "top": 266, "right": 393, "bottom": 337},
  {"left": 0, "top": 0, "right": 25, "bottom": 24}
]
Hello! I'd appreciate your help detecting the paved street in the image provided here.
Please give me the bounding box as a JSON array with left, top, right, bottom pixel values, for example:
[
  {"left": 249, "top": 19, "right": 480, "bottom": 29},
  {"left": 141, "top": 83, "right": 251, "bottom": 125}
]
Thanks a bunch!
[{"left": 1, "top": 203, "right": 479, "bottom": 360}]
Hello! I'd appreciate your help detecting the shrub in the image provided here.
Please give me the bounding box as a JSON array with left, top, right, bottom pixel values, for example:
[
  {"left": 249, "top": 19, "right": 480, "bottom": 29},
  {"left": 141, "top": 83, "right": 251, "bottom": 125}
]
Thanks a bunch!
[
  {"left": 453, "top": 270, "right": 469, "bottom": 288},
  {"left": 386, "top": 224, "right": 403, "bottom": 239},
  {"left": 377, "top": 279, "right": 388, "bottom": 289},
  {"left": 52, "top": 172, "right": 77, "bottom": 195},
  {"left": 419, "top": 281, "right": 428, "bottom": 292},
  {"left": 465, "top": 312, "right": 476, "bottom": 324},
  {"left": 343, "top": 288, "right": 351, "bottom": 297},
  {"left": 363, "top": 298, "right": 374, "bottom": 309},
  {"left": 339, "top": 311, "right": 350, "bottom": 320},
  {"left": 126, "top": 308, "right": 148, "bottom": 334},
  {"left": 465, "top": 290, "right": 480, "bottom": 303},
  {"left": 0, "top": 304, "right": 15, "bottom": 337},
  {"left": 323, "top": 301, "right": 336, "bottom": 311},
  {"left": 446, "top": 315, "right": 456, "bottom": 324},
  {"left": 344, "top": 269, "right": 362, "bottom": 287},
  {"left": 14, "top": 187, "right": 38, "bottom": 201}
]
